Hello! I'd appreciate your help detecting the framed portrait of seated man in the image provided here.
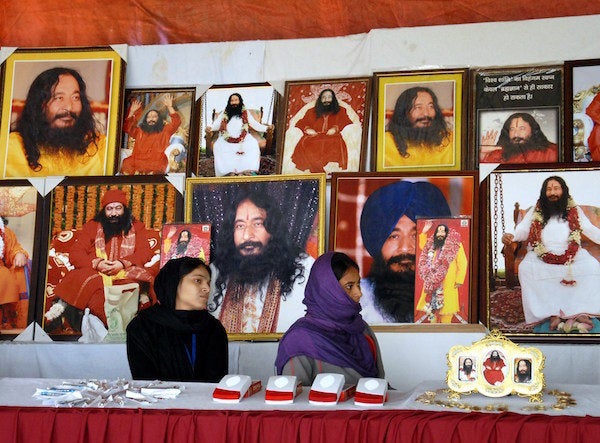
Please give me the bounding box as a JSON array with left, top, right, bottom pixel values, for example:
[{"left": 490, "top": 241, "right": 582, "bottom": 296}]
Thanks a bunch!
[
  {"left": 372, "top": 69, "right": 467, "bottom": 172},
  {"left": 119, "top": 87, "right": 198, "bottom": 176},
  {"left": 0, "top": 181, "right": 44, "bottom": 339},
  {"left": 196, "top": 83, "right": 280, "bottom": 177},
  {"left": 0, "top": 47, "right": 125, "bottom": 178},
  {"left": 185, "top": 174, "right": 326, "bottom": 339},
  {"left": 484, "top": 165, "right": 600, "bottom": 342},
  {"left": 329, "top": 171, "right": 478, "bottom": 329},
  {"left": 39, "top": 176, "right": 182, "bottom": 340},
  {"left": 277, "top": 77, "right": 372, "bottom": 178}
]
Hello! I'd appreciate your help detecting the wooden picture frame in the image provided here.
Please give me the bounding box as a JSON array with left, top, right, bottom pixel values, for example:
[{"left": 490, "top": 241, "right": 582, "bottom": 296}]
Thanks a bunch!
[
  {"left": 483, "top": 165, "right": 600, "bottom": 342},
  {"left": 185, "top": 174, "right": 326, "bottom": 339},
  {"left": 372, "top": 69, "right": 467, "bottom": 172},
  {"left": 39, "top": 176, "right": 182, "bottom": 341},
  {"left": 277, "top": 77, "right": 371, "bottom": 177},
  {"left": 564, "top": 58, "right": 600, "bottom": 162},
  {"left": 329, "top": 171, "right": 478, "bottom": 328},
  {"left": 471, "top": 65, "right": 563, "bottom": 168},
  {"left": 196, "top": 83, "right": 279, "bottom": 177},
  {"left": 119, "top": 87, "right": 197, "bottom": 175},
  {"left": 0, "top": 47, "right": 125, "bottom": 178},
  {"left": 0, "top": 181, "right": 44, "bottom": 340}
]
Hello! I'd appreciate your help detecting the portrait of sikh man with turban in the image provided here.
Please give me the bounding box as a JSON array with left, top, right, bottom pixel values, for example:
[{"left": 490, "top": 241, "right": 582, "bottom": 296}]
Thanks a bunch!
[{"left": 358, "top": 181, "right": 451, "bottom": 323}]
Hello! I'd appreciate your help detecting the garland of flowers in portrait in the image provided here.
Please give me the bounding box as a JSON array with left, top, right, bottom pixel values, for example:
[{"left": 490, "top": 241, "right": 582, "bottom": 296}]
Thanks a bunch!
[
  {"left": 219, "top": 109, "right": 249, "bottom": 143},
  {"left": 526, "top": 197, "right": 581, "bottom": 286}
]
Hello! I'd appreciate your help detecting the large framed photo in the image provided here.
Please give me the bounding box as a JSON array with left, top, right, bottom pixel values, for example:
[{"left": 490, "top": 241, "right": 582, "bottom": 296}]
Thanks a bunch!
[
  {"left": 186, "top": 174, "right": 326, "bottom": 339},
  {"left": 40, "top": 176, "right": 182, "bottom": 341},
  {"left": 277, "top": 77, "right": 371, "bottom": 177},
  {"left": 472, "top": 65, "right": 563, "bottom": 167},
  {"left": 484, "top": 166, "right": 600, "bottom": 342},
  {"left": 196, "top": 83, "right": 279, "bottom": 177},
  {"left": 565, "top": 58, "right": 600, "bottom": 162},
  {"left": 372, "top": 69, "right": 467, "bottom": 172},
  {"left": 119, "top": 87, "right": 197, "bottom": 175},
  {"left": 329, "top": 172, "right": 478, "bottom": 328},
  {"left": 0, "top": 47, "right": 125, "bottom": 178},
  {"left": 0, "top": 181, "right": 44, "bottom": 339}
]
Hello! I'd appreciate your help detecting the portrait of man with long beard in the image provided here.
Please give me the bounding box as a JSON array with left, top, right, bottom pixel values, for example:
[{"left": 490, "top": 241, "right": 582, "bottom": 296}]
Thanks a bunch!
[{"left": 0, "top": 49, "right": 124, "bottom": 178}]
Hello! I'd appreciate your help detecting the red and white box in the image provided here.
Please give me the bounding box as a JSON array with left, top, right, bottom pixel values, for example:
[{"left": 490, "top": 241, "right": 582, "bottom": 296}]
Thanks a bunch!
[
  {"left": 354, "top": 378, "right": 388, "bottom": 406},
  {"left": 212, "top": 375, "right": 262, "bottom": 403},
  {"left": 308, "top": 373, "right": 346, "bottom": 405},
  {"left": 265, "top": 375, "right": 303, "bottom": 404}
]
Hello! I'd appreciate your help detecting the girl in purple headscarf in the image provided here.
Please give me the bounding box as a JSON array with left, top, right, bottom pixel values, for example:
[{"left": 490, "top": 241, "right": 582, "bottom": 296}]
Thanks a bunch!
[{"left": 274, "top": 251, "right": 385, "bottom": 386}]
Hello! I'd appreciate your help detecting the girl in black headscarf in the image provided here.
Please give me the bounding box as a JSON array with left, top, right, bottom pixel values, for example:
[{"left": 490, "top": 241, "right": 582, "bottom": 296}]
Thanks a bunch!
[{"left": 126, "top": 257, "right": 228, "bottom": 381}]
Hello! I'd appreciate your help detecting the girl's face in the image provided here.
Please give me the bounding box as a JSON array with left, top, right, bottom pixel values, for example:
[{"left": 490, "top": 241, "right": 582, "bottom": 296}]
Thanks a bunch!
[
  {"left": 338, "top": 267, "right": 362, "bottom": 303},
  {"left": 175, "top": 265, "right": 211, "bottom": 310}
]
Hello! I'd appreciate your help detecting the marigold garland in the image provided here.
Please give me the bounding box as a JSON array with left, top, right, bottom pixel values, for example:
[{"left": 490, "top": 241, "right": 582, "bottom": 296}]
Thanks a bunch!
[
  {"left": 154, "top": 185, "right": 165, "bottom": 228},
  {"left": 219, "top": 109, "right": 249, "bottom": 143},
  {"left": 65, "top": 186, "right": 76, "bottom": 232},
  {"left": 131, "top": 186, "right": 143, "bottom": 222},
  {"left": 76, "top": 186, "right": 86, "bottom": 229},
  {"left": 166, "top": 186, "right": 176, "bottom": 221},
  {"left": 527, "top": 197, "right": 581, "bottom": 265},
  {"left": 53, "top": 186, "right": 65, "bottom": 235},
  {"left": 143, "top": 184, "right": 153, "bottom": 228}
]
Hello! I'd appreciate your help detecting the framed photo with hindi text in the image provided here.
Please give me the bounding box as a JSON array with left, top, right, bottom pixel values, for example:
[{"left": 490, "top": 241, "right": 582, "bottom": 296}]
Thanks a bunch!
[
  {"left": 39, "top": 175, "right": 182, "bottom": 341},
  {"left": 0, "top": 47, "right": 125, "bottom": 178},
  {"left": 483, "top": 165, "right": 600, "bottom": 342},
  {"left": 329, "top": 171, "right": 478, "bottom": 330},
  {"left": 471, "top": 65, "right": 563, "bottom": 169},
  {"left": 372, "top": 69, "right": 467, "bottom": 172},
  {"left": 185, "top": 174, "right": 326, "bottom": 340},
  {"left": 0, "top": 181, "right": 44, "bottom": 340},
  {"left": 196, "top": 83, "right": 280, "bottom": 177},
  {"left": 277, "top": 77, "right": 371, "bottom": 178},
  {"left": 119, "top": 87, "right": 198, "bottom": 175},
  {"left": 564, "top": 58, "right": 600, "bottom": 162}
]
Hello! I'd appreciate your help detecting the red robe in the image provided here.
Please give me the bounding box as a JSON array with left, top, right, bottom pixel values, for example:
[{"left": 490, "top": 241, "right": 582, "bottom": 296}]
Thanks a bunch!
[
  {"left": 481, "top": 143, "right": 558, "bottom": 164},
  {"left": 586, "top": 93, "right": 600, "bottom": 161},
  {"left": 121, "top": 108, "right": 181, "bottom": 174},
  {"left": 291, "top": 107, "right": 353, "bottom": 172},
  {"left": 54, "top": 220, "right": 155, "bottom": 324},
  {"left": 483, "top": 357, "right": 506, "bottom": 385}
]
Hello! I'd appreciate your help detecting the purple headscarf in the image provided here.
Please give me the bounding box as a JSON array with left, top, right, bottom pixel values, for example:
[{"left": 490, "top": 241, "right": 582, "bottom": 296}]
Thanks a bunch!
[{"left": 274, "top": 252, "right": 378, "bottom": 377}]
